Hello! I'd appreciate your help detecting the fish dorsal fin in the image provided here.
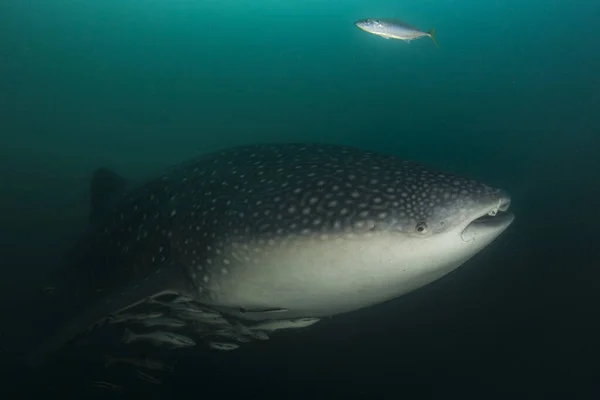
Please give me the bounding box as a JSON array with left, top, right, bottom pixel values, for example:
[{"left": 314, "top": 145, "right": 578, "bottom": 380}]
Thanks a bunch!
[{"left": 90, "top": 168, "right": 128, "bottom": 224}]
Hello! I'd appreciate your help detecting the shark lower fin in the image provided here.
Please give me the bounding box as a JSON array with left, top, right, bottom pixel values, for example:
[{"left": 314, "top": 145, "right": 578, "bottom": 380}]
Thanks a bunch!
[{"left": 25, "top": 265, "right": 192, "bottom": 367}]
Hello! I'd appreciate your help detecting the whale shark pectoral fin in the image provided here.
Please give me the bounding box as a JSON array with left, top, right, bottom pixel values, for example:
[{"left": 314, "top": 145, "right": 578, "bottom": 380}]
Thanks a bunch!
[{"left": 25, "top": 265, "right": 193, "bottom": 368}]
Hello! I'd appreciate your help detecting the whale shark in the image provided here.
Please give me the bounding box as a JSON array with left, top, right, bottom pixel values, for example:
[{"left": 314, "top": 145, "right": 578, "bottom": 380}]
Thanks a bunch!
[{"left": 27, "top": 143, "right": 514, "bottom": 365}]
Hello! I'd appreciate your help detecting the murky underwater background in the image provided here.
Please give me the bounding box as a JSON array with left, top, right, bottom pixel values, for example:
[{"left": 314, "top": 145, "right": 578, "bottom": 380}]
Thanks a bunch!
[{"left": 1, "top": 0, "right": 599, "bottom": 398}]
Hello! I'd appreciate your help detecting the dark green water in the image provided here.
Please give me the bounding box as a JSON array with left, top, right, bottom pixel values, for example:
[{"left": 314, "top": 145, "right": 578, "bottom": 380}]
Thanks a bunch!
[{"left": 1, "top": 1, "right": 598, "bottom": 398}]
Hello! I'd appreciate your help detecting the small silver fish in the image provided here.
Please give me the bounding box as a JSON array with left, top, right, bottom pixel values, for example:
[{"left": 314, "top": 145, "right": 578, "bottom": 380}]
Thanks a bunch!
[
  {"left": 135, "top": 369, "right": 162, "bottom": 385},
  {"left": 172, "top": 295, "right": 195, "bottom": 303},
  {"left": 210, "top": 329, "right": 251, "bottom": 343},
  {"left": 191, "top": 317, "right": 231, "bottom": 333},
  {"left": 90, "top": 381, "right": 124, "bottom": 391},
  {"left": 249, "top": 318, "right": 320, "bottom": 333},
  {"left": 355, "top": 18, "right": 438, "bottom": 48},
  {"left": 148, "top": 298, "right": 205, "bottom": 313},
  {"left": 231, "top": 323, "right": 270, "bottom": 341},
  {"left": 138, "top": 317, "right": 187, "bottom": 328},
  {"left": 176, "top": 310, "right": 223, "bottom": 322},
  {"left": 248, "top": 330, "right": 269, "bottom": 341},
  {"left": 208, "top": 341, "right": 239, "bottom": 351},
  {"left": 42, "top": 286, "right": 56, "bottom": 295},
  {"left": 122, "top": 328, "right": 196, "bottom": 349},
  {"left": 107, "top": 312, "right": 164, "bottom": 324},
  {"left": 104, "top": 355, "right": 174, "bottom": 371}
]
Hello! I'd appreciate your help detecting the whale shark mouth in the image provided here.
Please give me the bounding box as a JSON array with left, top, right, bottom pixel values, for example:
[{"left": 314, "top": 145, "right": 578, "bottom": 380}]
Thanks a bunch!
[
  {"left": 469, "top": 210, "right": 513, "bottom": 228},
  {"left": 463, "top": 194, "right": 514, "bottom": 236}
]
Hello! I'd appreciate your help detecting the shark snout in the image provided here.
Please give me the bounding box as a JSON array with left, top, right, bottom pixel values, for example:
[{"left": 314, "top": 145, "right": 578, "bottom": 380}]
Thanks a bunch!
[
  {"left": 460, "top": 188, "right": 514, "bottom": 243},
  {"left": 497, "top": 191, "right": 511, "bottom": 212},
  {"left": 491, "top": 189, "right": 511, "bottom": 213}
]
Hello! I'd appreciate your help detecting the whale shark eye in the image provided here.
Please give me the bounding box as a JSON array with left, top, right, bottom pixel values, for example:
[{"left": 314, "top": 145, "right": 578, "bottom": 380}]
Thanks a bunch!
[{"left": 415, "top": 221, "right": 428, "bottom": 234}]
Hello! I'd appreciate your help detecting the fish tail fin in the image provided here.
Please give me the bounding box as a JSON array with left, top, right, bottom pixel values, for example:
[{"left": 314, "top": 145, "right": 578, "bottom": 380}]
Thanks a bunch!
[{"left": 428, "top": 28, "right": 439, "bottom": 49}]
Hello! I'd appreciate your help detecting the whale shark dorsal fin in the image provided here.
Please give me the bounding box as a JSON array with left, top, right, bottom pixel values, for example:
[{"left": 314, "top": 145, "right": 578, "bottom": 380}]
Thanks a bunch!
[{"left": 90, "top": 168, "right": 128, "bottom": 224}]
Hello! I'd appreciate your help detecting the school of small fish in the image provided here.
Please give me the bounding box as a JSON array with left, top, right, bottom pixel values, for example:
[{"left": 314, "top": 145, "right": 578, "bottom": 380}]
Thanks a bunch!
[
  {"left": 102, "top": 293, "right": 321, "bottom": 356},
  {"left": 91, "top": 295, "right": 322, "bottom": 388}
]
